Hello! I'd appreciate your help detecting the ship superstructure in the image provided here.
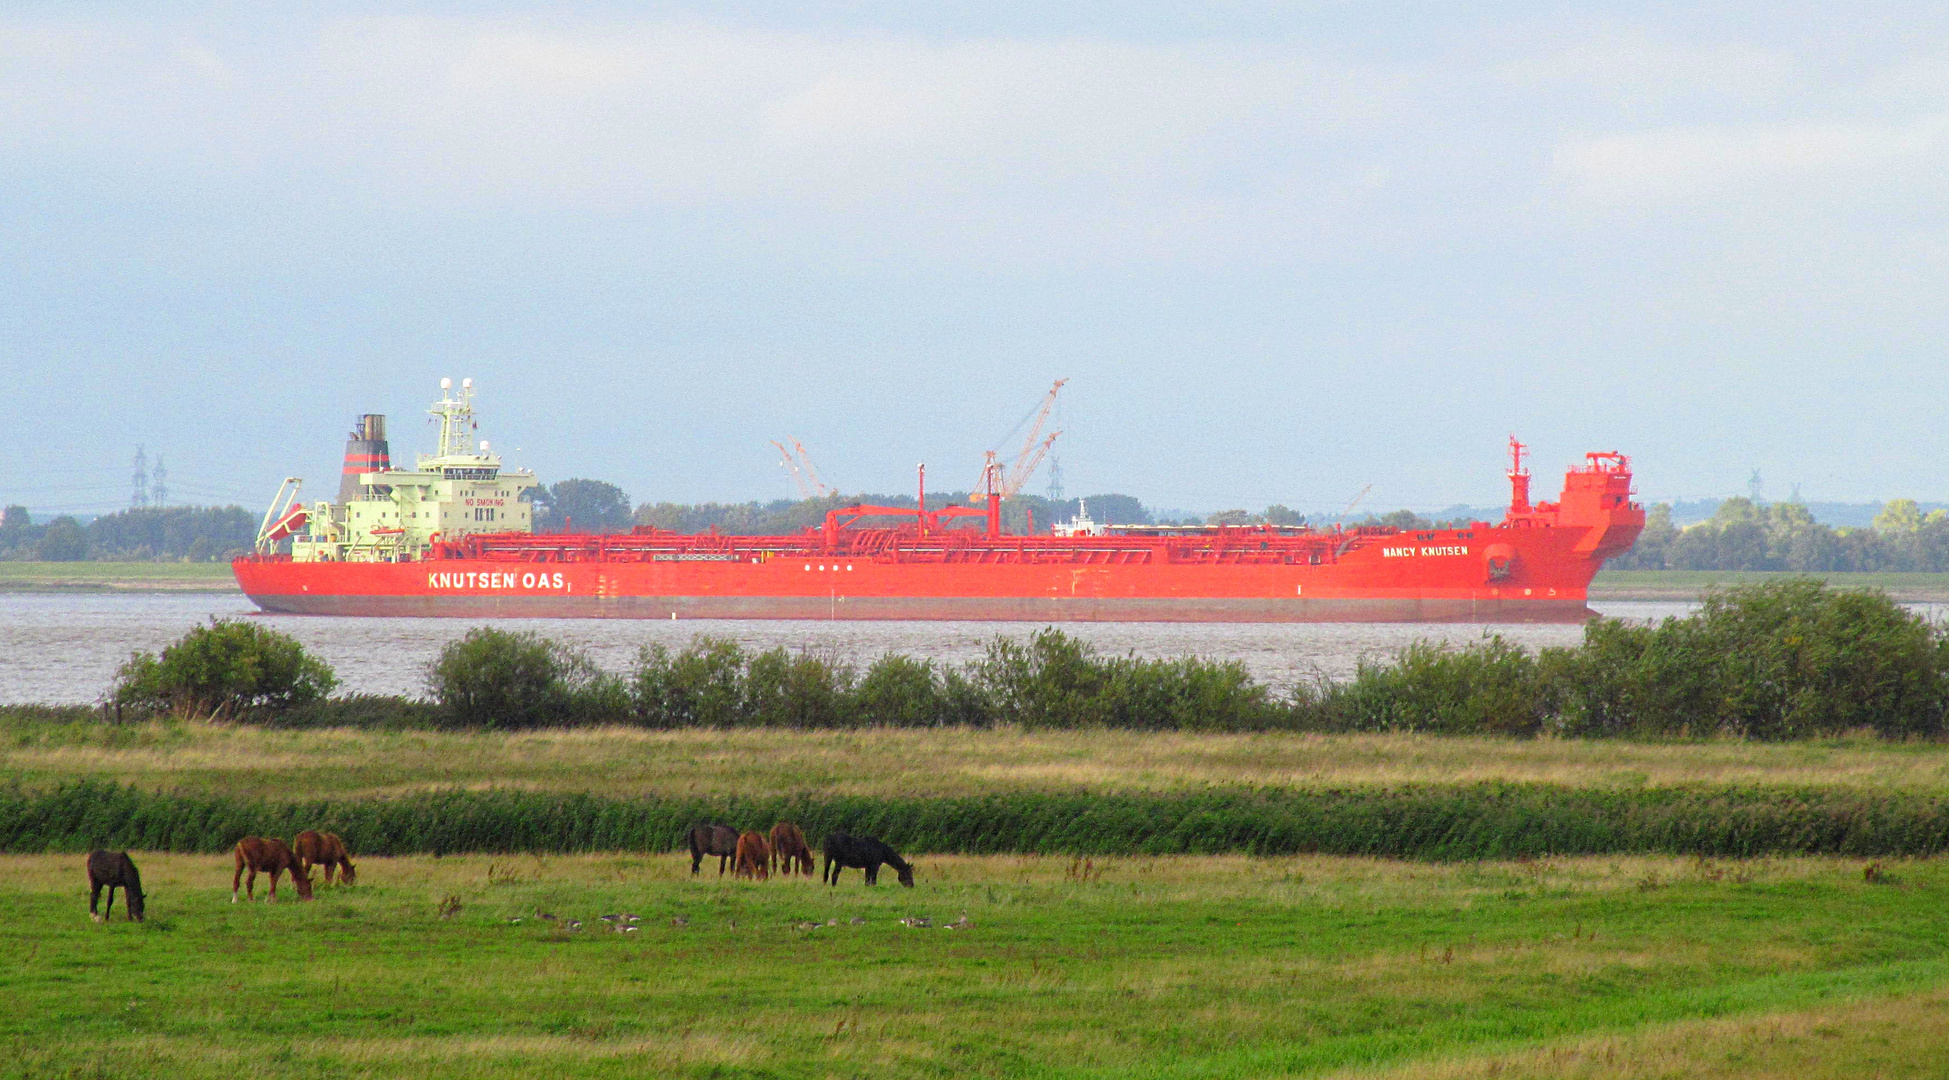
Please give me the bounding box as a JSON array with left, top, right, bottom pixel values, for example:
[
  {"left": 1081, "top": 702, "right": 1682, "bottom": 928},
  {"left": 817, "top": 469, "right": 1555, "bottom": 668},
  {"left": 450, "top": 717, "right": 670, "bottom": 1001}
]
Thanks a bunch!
[
  {"left": 237, "top": 381, "right": 1644, "bottom": 623},
  {"left": 256, "top": 378, "right": 538, "bottom": 563}
]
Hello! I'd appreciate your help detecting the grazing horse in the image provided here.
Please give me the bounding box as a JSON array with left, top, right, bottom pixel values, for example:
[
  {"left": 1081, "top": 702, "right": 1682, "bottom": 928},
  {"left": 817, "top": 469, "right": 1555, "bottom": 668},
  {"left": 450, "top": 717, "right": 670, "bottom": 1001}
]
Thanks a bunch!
[
  {"left": 733, "top": 831, "right": 771, "bottom": 881},
  {"left": 822, "top": 832, "right": 915, "bottom": 887},
  {"left": 769, "top": 821, "right": 815, "bottom": 877},
  {"left": 86, "top": 851, "right": 145, "bottom": 922},
  {"left": 688, "top": 824, "right": 741, "bottom": 876},
  {"left": 233, "top": 837, "right": 314, "bottom": 902},
  {"left": 293, "top": 830, "right": 357, "bottom": 886}
]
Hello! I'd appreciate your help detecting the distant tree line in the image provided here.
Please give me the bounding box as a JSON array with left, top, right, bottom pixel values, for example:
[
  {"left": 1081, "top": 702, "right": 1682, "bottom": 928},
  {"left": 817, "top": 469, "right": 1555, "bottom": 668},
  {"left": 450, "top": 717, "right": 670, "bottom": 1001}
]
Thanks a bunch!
[
  {"left": 1612, "top": 498, "right": 1949, "bottom": 572},
  {"left": 532, "top": 478, "right": 1515, "bottom": 537},
  {"left": 628, "top": 490, "right": 1165, "bottom": 535},
  {"left": 0, "top": 505, "right": 255, "bottom": 562}
]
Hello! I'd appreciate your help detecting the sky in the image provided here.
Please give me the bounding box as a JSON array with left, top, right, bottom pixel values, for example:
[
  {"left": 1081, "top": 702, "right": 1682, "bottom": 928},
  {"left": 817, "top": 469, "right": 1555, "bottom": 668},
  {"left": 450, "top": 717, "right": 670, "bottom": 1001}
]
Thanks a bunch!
[{"left": 3, "top": 2, "right": 1947, "bottom": 519}]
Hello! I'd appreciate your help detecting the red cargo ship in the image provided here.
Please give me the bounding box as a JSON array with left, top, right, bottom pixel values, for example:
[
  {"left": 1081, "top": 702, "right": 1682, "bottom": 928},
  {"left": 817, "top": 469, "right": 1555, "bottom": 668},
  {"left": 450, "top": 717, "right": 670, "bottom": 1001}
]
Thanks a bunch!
[{"left": 233, "top": 382, "right": 1642, "bottom": 622}]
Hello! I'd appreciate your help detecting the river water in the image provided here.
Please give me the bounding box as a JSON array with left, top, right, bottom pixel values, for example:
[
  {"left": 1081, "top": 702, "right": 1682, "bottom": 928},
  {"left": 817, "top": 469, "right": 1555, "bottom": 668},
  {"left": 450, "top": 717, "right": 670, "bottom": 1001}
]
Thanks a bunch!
[{"left": 0, "top": 593, "right": 1713, "bottom": 705}]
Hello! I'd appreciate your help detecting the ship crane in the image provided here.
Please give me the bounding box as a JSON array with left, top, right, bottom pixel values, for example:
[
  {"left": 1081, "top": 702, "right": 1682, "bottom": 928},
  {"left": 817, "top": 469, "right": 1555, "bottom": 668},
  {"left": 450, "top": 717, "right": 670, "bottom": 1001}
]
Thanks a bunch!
[
  {"left": 772, "top": 438, "right": 835, "bottom": 500},
  {"left": 1342, "top": 483, "right": 1373, "bottom": 520},
  {"left": 972, "top": 379, "right": 1067, "bottom": 502}
]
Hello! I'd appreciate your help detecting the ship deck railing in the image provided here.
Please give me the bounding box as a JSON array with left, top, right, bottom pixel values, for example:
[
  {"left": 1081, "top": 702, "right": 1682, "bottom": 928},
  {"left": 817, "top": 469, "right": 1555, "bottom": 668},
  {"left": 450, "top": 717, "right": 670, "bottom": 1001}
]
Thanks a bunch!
[{"left": 432, "top": 530, "right": 1377, "bottom": 566}]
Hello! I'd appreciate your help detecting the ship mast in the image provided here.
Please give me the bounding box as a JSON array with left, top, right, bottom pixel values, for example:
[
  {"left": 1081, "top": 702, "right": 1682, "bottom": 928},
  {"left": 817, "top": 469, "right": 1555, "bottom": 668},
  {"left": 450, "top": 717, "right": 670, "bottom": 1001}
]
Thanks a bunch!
[
  {"left": 1507, "top": 435, "right": 1531, "bottom": 515},
  {"left": 430, "top": 378, "right": 479, "bottom": 462}
]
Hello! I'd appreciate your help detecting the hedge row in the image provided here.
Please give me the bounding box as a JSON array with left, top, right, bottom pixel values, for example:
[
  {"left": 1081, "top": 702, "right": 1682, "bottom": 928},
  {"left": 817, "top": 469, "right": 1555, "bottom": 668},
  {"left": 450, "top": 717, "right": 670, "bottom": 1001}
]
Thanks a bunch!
[{"left": 9, "top": 781, "right": 1949, "bottom": 860}]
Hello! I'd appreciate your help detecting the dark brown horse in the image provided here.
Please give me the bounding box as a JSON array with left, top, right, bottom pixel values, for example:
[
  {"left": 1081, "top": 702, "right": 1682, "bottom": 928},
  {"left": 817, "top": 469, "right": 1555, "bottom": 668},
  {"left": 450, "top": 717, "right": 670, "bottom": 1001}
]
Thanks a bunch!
[
  {"left": 294, "top": 830, "right": 357, "bottom": 885},
  {"left": 734, "top": 830, "right": 771, "bottom": 881},
  {"left": 87, "top": 851, "right": 145, "bottom": 922},
  {"left": 769, "top": 821, "right": 815, "bottom": 877},
  {"left": 822, "top": 832, "right": 915, "bottom": 887},
  {"left": 688, "top": 823, "right": 740, "bottom": 875},
  {"left": 233, "top": 837, "right": 314, "bottom": 902}
]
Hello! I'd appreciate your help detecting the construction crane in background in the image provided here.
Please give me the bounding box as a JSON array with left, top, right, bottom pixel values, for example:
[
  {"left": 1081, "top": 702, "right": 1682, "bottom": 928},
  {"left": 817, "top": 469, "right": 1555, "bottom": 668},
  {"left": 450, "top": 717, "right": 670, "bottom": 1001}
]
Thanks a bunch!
[
  {"left": 973, "top": 379, "right": 1067, "bottom": 501},
  {"left": 1343, "top": 483, "right": 1374, "bottom": 520},
  {"left": 771, "top": 438, "right": 835, "bottom": 500}
]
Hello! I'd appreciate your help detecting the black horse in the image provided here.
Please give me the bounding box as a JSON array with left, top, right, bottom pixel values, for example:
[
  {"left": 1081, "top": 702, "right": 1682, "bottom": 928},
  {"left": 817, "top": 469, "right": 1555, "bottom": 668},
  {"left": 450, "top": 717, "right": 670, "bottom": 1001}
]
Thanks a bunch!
[
  {"left": 822, "top": 832, "right": 915, "bottom": 887},
  {"left": 688, "top": 824, "right": 741, "bottom": 875},
  {"left": 87, "top": 851, "right": 145, "bottom": 922}
]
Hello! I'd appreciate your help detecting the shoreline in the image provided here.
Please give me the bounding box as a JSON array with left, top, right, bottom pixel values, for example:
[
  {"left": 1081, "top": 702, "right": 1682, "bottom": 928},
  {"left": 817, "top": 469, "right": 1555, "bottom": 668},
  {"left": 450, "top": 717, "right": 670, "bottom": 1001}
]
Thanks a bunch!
[
  {"left": 0, "top": 562, "right": 239, "bottom": 594},
  {"left": 1591, "top": 569, "right": 1949, "bottom": 603}
]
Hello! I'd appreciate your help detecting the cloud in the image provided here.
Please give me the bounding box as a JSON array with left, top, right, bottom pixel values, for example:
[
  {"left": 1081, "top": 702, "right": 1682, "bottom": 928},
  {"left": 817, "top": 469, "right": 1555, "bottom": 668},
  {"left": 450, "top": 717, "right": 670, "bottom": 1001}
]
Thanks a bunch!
[
  {"left": 0, "top": 14, "right": 1406, "bottom": 262},
  {"left": 1552, "top": 115, "right": 1948, "bottom": 204},
  {"left": 1500, "top": 27, "right": 1795, "bottom": 106}
]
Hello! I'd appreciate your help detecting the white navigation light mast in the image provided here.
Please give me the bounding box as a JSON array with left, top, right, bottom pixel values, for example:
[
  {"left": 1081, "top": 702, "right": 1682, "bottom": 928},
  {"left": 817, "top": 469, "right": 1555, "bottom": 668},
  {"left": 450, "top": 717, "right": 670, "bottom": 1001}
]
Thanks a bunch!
[{"left": 426, "top": 377, "right": 488, "bottom": 465}]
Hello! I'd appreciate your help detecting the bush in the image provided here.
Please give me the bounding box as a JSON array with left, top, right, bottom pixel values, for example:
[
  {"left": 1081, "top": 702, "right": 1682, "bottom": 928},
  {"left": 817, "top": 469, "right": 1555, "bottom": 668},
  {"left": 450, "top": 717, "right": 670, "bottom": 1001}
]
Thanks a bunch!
[
  {"left": 112, "top": 619, "right": 336, "bottom": 720},
  {"left": 1553, "top": 579, "right": 1947, "bottom": 739},
  {"left": 741, "top": 647, "right": 852, "bottom": 728},
  {"left": 426, "top": 627, "right": 625, "bottom": 730},
  {"left": 1096, "top": 654, "right": 1279, "bottom": 732},
  {"left": 977, "top": 629, "right": 1111, "bottom": 728},
  {"left": 631, "top": 638, "right": 753, "bottom": 727},
  {"left": 855, "top": 654, "right": 951, "bottom": 728},
  {"left": 1315, "top": 636, "right": 1549, "bottom": 736},
  {"left": 76, "top": 581, "right": 1948, "bottom": 739},
  {"left": 1311, "top": 580, "right": 1949, "bottom": 741}
]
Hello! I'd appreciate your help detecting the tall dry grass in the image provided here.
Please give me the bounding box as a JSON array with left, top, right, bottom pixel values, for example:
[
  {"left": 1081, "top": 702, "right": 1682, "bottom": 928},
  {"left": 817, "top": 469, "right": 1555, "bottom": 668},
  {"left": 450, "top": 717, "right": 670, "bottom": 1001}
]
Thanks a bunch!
[{"left": 6, "top": 721, "right": 1948, "bottom": 801}]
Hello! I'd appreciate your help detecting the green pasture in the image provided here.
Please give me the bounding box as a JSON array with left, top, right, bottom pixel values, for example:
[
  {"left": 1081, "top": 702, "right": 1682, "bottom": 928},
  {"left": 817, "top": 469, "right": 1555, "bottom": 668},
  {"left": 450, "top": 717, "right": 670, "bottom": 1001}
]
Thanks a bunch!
[
  {"left": 0, "top": 561, "right": 237, "bottom": 592},
  {"left": 4, "top": 852, "right": 1945, "bottom": 1079}
]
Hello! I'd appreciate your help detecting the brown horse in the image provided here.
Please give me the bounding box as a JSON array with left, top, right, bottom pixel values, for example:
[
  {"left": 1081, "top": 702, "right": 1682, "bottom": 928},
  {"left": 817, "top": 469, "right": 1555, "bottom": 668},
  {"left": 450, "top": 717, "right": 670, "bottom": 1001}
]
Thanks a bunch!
[
  {"left": 733, "top": 830, "right": 771, "bottom": 881},
  {"left": 688, "top": 823, "right": 741, "bottom": 876},
  {"left": 87, "top": 851, "right": 145, "bottom": 922},
  {"left": 233, "top": 837, "right": 314, "bottom": 902},
  {"left": 769, "top": 822, "right": 814, "bottom": 877},
  {"left": 294, "top": 830, "right": 357, "bottom": 885}
]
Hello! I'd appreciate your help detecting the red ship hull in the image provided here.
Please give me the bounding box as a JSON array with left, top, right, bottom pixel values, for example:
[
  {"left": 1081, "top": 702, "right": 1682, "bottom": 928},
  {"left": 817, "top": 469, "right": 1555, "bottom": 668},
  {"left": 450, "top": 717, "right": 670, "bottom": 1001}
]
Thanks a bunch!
[
  {"left": 231, "top": 574, "right": 1592, "bottom": 622},
  {"left": 235, "top": 519, "right": 1632, "bottom": 625}
]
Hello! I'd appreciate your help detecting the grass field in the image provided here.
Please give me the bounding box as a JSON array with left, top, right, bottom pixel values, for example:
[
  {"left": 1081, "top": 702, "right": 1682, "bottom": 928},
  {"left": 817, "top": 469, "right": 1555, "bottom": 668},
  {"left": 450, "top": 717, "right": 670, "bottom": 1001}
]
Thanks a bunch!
[
  {"left": 12, "top": 721, "right": 1949, "bottom": 1072},
  {"left": 1592, "top": 569, "right": 1949, "bottom": 602},
  {"left": 8, "top": 720, "right": 1949, "bottom": 800},
  {"left": 5, "top": 851, "right": 1944, "bottom": 1079},
  {"left": 0, "top": 561, "right": 237, "bottom": 592}
]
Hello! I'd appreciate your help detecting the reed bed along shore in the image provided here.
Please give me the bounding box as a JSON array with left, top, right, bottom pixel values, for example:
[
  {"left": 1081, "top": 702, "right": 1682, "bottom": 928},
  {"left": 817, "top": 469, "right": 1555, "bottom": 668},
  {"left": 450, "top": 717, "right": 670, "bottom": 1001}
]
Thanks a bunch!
[
  {"left": 7, "top": 720, "right": 1949, "bottom": 801},
  {"left": 5, "top": 851, "right": 1944, "bottom": 1079},
  {"left": 12, "top": 780, "right": 1949, "bottom": 860}
]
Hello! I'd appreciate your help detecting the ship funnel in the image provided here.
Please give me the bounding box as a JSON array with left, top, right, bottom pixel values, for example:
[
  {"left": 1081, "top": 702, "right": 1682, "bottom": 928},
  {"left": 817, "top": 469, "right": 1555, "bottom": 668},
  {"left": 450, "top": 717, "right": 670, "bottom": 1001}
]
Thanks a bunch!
[{"left": 339, "top": 414, "right": 391, "bottom": 503}]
